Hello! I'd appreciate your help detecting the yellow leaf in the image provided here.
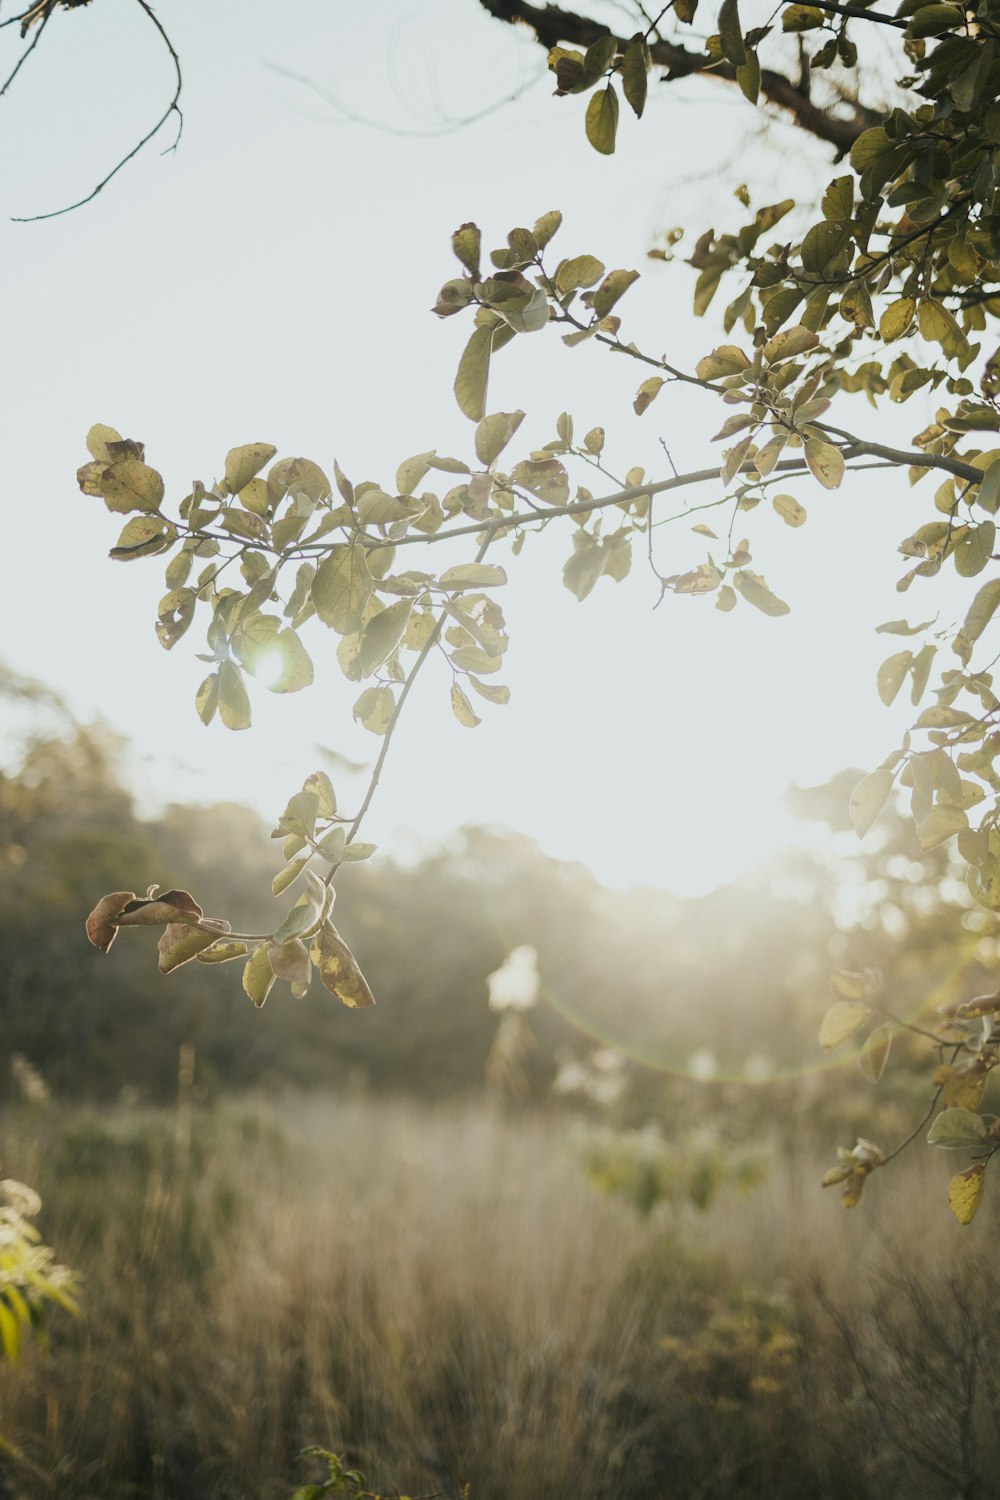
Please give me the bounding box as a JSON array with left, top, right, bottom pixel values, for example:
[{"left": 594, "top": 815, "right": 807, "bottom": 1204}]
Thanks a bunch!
[
  {"left": 879, "top": 297, "right": 915, "bottom": 342},
  {"left": 804, "top": 438, "right": 845, "bottom": 490},
  {"left": 454, "top": 327, "right": 493, "bottom": 422},
  {"left": 732, "top": 569, "right": 789, "bottom": 616},
  {"left": 310, "top": 921, "right": 375, "bottom": 1008},
  {"left": 86, "top": 422, "right": 123, "bottom": 462},
  {"left": 772, "top": 493, "right": 806, "bottom": 527},
  {"left": 948, "top": 1163, "right": 986, "bottom": 1226}
]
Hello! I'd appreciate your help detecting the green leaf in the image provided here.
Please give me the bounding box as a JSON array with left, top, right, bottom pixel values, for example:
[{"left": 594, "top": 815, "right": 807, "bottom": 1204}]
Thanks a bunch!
[
  {"left": 358, "top": 601, "right": 412, "bottom": 676},
  {"left": 918, "top": 298, "right": 968, "bottom": 359},
  {"left": 858, "top": 1023, "right": 893, "bottom": 1084},
  {"left": 452, "top": 222, "right": 481, "bottom": 275},
  {"left": 763, "top": 325, "right": 819, "bottom": 364},
  {"left": 272, "top": 857, "right": 309, "bottom": 897},
  {"left": 822, "top": 175, "right": 854, "bottom": 220},
  {"left": 877, "top": 651, "right": 913, "bottom": 706},
  {"left": 195, "top": 671, "right": 219, "bottom": 727},
  {"left": 718, "top": 0, "right": 747, "bottom": 63},
  {"left": 532, "top": 210, "right": 562, "bottom": 248},
  {"left": 736, "top": 50, "right": 760, "bottom": 104},
  {"left": 955, "top": 522, "right": 996, "bottom": 578},
  {"left": 157, "top": 923, "right": 218, "bottom": 974},
  {"left": 621, "top": 34, "right": 650, "bottom": 117},
  {"left": 225, "top": 443, "right": 276, "bottom": 496},
  {"left": 312, "top": 545, "right": 373, "bottom": 635},
  {"left": 585, "top": 83, "right": 619, "bottom": 154},
  {"left": 243, "top": 944, "right": 276, "bottom": 1008},
  {"left": 909, "top": 643, "right": 936, "bottom": 704},
  {"left": 272, "top": 892, "right": 323, "bottom": 948},
  {"left": 907, "top": 3, "right": 964, "bottom": 35},
  {"left": 959, "top": 578, "right": 1000, "bottom": 651},
  {"left": 100, "top": 459, "right": 165, "bottom": 515},
  {"left": 110, "top": 514, "right": 177, "bottom": 560},
  {"left": 875, "top": 617, "right": 936, "bottom": 636},
  {"left": 509, "top": 459, "right": 569, "bottom": 505},
  {"left": 782, "top": 3, "right": 824, "bottom": 27},
  {"left": 593, "top": 269, "right": 639, "bottom": 318},
  {"left": 353, "top": 685, "right": 395, "bottom": 735},
  {"left": 86, "top": 422, "right": 124, "bottom": 462},
  {"left": 927, "top": 1107, "right": 988, "bottom": 1148},
  {"left": 439, "top": 563, "right": 508, "bottom": 591},
  {"left": 819, "top": 1000, "right": 870, "bottom": 1050},
  {"left": 218, "top": 662, "right": 251, "bottom": 731},
  {"left": 341, "top": 841, "right": 377, "bottom": 862},
  {"left": 454, "top": 327, "right": 493, "bottom": 422},
  {"left": 195, "top": 939, "right": 248, "bottom": 965},
  {"left": 451, "top": 681, "right": 481, "bottom": 728},
  {"left": 583, "top": 34, "right": 617, "bottom": 82},
  {"left": 849, "top": 767, "right": 894, "bottom": 837},
  {"left": 277, "top": 790, "right": 319, "bottom": 840},
  {"left": 915, "top": 705, "right": 974, "bottom": 729},
  {"left": 475, "top": 411, "right": 525, "bottom": 467},
  {"left": 696, "top": 346, "right": 751, "bottom": 381},
  {"left": 263, "top": 629, "right": 313, "bottom": 694},
  {"left": 468, "top": 676, "right": 510, "bottom": 705},
  {"left": 918, "top": 803, "right": 968, "bottom": 851},
  {"left": 977, "top": 458, "right": 1000, "bottom": 514}
]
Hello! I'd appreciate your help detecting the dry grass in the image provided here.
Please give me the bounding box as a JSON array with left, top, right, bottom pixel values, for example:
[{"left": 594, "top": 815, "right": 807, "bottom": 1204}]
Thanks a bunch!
[{"left": 3, "top": 1096, "right": 1000, "bottom": 1499}]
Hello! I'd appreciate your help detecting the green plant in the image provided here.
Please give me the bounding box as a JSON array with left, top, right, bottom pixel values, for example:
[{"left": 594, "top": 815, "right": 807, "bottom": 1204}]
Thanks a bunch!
[{"left": 291, "top": 1446, "right": 469, "bottom": 1500}]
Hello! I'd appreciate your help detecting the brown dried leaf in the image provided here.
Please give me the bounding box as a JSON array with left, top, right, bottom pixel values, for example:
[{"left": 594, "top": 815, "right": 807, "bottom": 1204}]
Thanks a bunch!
[{"left": 85, "top": 891, "right": 135, "bottom": 953}]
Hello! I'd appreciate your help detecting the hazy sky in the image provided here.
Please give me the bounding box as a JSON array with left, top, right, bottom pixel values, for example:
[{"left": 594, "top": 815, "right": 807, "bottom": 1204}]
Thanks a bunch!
[{"left": 0, "top": 0, "right": 960, "bottom": 893}]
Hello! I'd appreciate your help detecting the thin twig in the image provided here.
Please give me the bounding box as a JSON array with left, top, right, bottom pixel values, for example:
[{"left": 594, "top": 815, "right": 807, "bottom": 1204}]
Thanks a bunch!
[
  {"left": 323, "top": 532, "right": 494, "bottom": 887},
  {"left": 268, "top": 61, "right": 543, "bottom": 139},
  {"left": 12, "top": 0, "right": 183, "bottom": 222},
  {"left": 0, "top": 0, "right": 49, "bottom": 94}
]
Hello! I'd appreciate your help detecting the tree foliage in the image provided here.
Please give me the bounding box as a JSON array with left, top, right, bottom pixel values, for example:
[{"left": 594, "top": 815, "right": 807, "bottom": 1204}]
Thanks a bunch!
[{"left": 65, "top": 0, "right": 1000, "bottom": 1217}]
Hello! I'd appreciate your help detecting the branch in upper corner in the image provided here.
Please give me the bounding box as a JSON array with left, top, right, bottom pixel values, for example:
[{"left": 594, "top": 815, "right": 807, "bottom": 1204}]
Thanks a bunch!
[
  {"left": 475, "top": 0, "right": 883, "bottom": 154},
  {"left": 11, "top": 0, "right": 183, "bottom": 222}
]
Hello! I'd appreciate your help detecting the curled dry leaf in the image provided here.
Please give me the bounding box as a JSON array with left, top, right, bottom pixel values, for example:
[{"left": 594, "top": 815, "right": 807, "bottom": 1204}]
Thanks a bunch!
[
  {"left": 85, "top": 891, "right": 136, "bottom": 953},
  {"left": 116, "top": 889, "right": 204, "bottom": 928}
]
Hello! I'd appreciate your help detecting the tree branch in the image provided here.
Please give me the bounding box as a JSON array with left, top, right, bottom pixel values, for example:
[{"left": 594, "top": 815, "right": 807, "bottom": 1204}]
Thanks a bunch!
[
  {"left": 475, "top": 0, "right": 883, "bottom": 153},
  {"left": 12, "top": 0, "right": 183, "bottom": 222}
]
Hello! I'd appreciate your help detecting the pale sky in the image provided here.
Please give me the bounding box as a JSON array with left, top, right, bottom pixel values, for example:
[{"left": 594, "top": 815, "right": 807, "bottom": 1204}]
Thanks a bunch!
[{"left": 0, "top": 0, "right": 963, "bottom": 893}]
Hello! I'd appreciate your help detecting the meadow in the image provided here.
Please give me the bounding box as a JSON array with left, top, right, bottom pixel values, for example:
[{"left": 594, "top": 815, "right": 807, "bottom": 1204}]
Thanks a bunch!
[{"left": 3, "top": 1093, "right": 1000, "bottom": 1500}]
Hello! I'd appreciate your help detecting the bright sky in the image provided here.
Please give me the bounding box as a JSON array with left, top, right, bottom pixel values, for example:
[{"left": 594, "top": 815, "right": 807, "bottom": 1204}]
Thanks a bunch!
[{"left": 0, "top": 0, "right": 965, "bottom": 893}]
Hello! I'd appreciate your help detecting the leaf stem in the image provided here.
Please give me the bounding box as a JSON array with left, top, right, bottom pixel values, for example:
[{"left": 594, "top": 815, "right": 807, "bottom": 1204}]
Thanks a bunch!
[{"left": 323, "top": 532, "right": 494, "bottom": 887}]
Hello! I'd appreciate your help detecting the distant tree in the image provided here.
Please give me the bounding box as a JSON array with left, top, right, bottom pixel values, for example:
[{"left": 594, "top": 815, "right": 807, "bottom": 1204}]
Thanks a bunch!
[{"left": 62, "top": 0, "right": 1000, "bottom": 1217}]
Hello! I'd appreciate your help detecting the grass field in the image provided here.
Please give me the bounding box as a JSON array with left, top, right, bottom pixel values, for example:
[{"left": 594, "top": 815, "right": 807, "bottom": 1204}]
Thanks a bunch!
[{"left": 2, "top": 1095, "right": 1000, "bottom": 1499}]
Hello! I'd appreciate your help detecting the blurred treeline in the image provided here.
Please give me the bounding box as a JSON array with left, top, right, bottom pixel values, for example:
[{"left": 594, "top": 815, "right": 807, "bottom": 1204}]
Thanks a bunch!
[{"left": 3, "top": 663, "right": 1000, "bottom": 1124}]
